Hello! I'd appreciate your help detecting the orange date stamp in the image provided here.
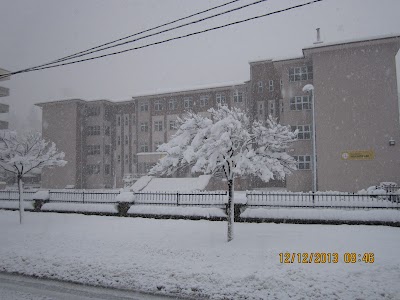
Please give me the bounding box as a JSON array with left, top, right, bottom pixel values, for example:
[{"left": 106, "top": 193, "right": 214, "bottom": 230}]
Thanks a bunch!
[{"left": 279, "top": 252, "right": 375, "bottom": 264}]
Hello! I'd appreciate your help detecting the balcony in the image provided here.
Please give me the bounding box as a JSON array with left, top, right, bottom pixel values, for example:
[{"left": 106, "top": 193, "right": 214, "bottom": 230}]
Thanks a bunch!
[
  {"left": 0, "top": 103, "right": 9, "bottom": 113},
  {"left": 0, "top": 86, "right": 9, "bottom": 97}
]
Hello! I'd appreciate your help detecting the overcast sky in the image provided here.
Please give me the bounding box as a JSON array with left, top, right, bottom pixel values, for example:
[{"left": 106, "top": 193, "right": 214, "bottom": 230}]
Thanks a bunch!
[{"left": 1, "top": 0, "right": 400, "bottom": 132}]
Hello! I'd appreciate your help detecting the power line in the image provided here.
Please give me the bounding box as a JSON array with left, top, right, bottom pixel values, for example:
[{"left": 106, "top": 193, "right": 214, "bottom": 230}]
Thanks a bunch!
[
  {"left": 15, "top": 0, "right": 269, "bottom": 75},
  {"left": 2, "top": 0, "right": 324, "bottom": 79},
  {"left": 13, "top": 0, "right": 243, "bottom": 75}
]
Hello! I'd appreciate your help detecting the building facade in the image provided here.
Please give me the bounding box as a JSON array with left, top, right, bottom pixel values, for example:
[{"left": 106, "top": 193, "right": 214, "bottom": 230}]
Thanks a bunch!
[
  {"left": 0, "top": 68, "right": 10, "bottom": 129},
  {"left": 37, "top": 35, "right": 400, "bottom": 192}
]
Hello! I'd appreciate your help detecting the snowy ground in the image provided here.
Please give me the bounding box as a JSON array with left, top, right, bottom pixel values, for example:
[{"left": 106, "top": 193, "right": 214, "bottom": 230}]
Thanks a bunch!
[{"left": 0, "top": 211, "right": 399, "bottom": 300}]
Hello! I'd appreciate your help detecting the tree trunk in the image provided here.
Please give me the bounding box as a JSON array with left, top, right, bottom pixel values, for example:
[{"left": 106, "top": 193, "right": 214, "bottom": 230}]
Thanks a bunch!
[
  {"left": 18, "top": 175, "right": 24, "bottom": 224},
  {"left": 227, "top": 178, "right": 234, "bottom": 242}
]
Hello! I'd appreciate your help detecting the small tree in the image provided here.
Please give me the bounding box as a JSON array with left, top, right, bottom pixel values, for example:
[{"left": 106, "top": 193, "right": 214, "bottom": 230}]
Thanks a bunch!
[
  {"left": 0, "top": 130, "right": 67, "bottom": 224},
  {"left": 150, "top": 106, "right": 298, "bottom": 241}
]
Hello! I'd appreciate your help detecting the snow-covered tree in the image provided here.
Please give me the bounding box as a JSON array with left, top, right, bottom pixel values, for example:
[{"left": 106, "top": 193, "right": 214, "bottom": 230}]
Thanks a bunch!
[
  {"left": 150, "top": 106, "right": 298, "bottom": 241},
  {"left": 0, "top": 131, "right": 67, "bottom": 224}
]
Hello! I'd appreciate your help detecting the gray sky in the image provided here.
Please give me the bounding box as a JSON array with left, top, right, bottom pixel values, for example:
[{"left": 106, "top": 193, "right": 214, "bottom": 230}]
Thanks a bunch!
[{"left": 1, "top": 0, "right": 400, "bottom": 132}]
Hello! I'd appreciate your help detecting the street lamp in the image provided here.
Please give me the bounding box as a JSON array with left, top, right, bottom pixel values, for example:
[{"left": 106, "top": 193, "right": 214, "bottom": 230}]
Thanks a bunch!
[{"left": 302, "top": 84, "right": 317, "bottom": 192}]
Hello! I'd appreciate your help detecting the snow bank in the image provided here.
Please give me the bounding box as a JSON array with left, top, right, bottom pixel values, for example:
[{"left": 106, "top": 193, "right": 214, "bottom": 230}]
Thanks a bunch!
[
  {"left": 41, "top": 203, "right": 117, "bottom": 214},
  {"left": 0, "top": 200, "right": 34, "bottom": 210},
  {"left": 128, "top": 205, "right": 226, "bottom": 218},
  {"left": 141, "top": 175, "right": 212, "bottom": 192},
  {"left": 114, "top": 192, "right": 134, "bottom": 202},
  {"left": 241, "top": 208, "right": 400, "bottom": 222}
]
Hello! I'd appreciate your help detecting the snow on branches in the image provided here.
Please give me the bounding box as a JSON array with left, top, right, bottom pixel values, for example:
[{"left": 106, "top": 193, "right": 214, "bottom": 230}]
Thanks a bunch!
[
  {"left": 0, "top": 130, "right": 67, "bottom": 177},
  {"left": 150, "top": 105, "right": 298, "bottom": 183}
]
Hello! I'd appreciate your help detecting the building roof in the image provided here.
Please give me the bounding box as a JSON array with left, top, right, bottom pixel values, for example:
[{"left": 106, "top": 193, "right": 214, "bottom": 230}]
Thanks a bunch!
[
  {"left": 35, "top": 98, "right": 117, "bottom": 107},
  {"left": 130, "top": 81, "right": 248, "bottom": 99},
  {"left": 249, "top": 34, "right": 400, "bottom": 65}
]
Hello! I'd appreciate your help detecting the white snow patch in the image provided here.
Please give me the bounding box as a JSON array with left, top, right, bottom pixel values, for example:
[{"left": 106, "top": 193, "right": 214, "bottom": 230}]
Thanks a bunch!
[
  {"left": 30, "top": 190, "right": 50, "bottom": 201},
  {"left": 41, "top": 203, "right": 117, "bottom": 213},
  {"left": 142, "top": 175, "right": 212, "bottom": 192},
  {"left": 0, "top": 201, "right": 34, "bottom": 210},
  {"left": 241, "top": 208, "right": 400, "bottom": 222},
  {"left": 128, "top": 176, "right": 153, "bottom": 192},
  {"left": 0, "top": 211, "right": 399, "bottom": 300},
  {"left": 114, "top": 192, "right": 134, "bottom": 202},
  {"left": 128, "top": 205, "right": 226, "bottom": 218}
]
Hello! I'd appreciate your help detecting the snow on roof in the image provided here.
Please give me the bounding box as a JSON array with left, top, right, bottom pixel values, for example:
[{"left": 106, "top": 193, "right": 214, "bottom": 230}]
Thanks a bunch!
[
  {"left": 141, "top": 175, "right": 212, "bottom": 192},
  {"left": 131, "top": 81, "right": 248, "bottom": 99},
  {"left": 303, "top": 34, "right": 400, "bottom": 51},
  {"left": 249, "top": 34, "right": 400, "bottom": 65}
]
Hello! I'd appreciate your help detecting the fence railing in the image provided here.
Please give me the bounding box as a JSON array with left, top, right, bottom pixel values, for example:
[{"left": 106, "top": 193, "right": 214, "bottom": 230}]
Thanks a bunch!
[
  {"left": 246, "top": 192, "right": 400, "bottom": 209},
  {"left": 134, "top": 191, "right": 227, "bottom": 207},
  {"left": 48, "top": 190, "right": 120, "bottom": 204},
  {"left": 0, "top": 190, "right": 399, "bottom": 209},
  {"left": 0, "top": 190, "right": 36, "bottom": 201}
]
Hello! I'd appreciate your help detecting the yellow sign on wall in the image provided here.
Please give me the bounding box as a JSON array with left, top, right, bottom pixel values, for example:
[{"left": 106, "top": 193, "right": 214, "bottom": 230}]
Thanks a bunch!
[{"left": 341, "top": 150, "right": 375, "bottom": 160}]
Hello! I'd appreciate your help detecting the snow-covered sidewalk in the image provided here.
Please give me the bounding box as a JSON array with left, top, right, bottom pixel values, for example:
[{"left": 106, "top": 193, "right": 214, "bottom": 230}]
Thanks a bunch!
[{"left": 0, "top": 211, "right": 399, "bottom": 299}]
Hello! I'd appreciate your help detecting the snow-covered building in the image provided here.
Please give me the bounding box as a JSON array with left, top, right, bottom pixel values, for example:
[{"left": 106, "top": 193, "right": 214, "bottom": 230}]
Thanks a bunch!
[{"left": 36, "top": 35, "right": 400, "bottom": 192}]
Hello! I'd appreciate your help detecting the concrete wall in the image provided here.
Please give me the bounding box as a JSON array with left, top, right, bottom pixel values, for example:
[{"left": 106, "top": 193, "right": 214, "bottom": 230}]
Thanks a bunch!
[
  {"left": 41, "top": 101, "right": 80, "bottom": 188},
  {"left": 312, "top": 41, "right": 400, "bottom": 192}
]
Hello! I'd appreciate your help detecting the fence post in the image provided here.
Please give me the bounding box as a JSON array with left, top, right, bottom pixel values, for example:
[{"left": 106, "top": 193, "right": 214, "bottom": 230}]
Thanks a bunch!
[
  {"left": 8, "top": 190, "right": 11, "bottom": 201},
  {"left": 83, "top": 191, "right": 85, "bottom": 204},
  {"left": 177, "top": 192, "right": 179, "bottom": 206},
  {"left": 312, "top": 191, "right": 315, "bottom": 207}
]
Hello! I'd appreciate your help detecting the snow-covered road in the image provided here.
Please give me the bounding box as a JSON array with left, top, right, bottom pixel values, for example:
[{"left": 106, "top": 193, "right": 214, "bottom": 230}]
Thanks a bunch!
[
  {"left": 0, "top": 273, "right": 179, "bottom": 300},
  {"left": 0, "top": 210, "right": 399, "bottom": 299}
]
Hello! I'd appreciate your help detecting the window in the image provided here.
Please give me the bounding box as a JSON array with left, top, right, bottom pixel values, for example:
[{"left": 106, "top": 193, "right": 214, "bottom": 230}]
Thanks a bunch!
[
  {"left": 154, "top": 99, "right": 163, "bottom": 111},
  {"left": 259, "top": 103, "right": 264, "bottom": 115},
  {"left": 199, "top": 95, "right": 209, "bottom": 107},
  {"left": 293, "top": 155, "right": 311, "bottom": 170},
  {"left": 140, "top": 144, "right": 149, "bottom": 152},
  {"left": 289, "top": 66, "right": 313, "bottom": 82},
  {"left": 87, "top": 145, "right": 100, "bottom": 155},
  {"left": 280, "top": 79, "right": 283, "bottom": 90},
  {"left": 154, "top": 120, "right": 163, "bottom": 131},
  {"left": 131, "top": 115, "right": 136, "bottom": 124},
  {"left": 125, "top": 154, "right": 129, "bottom": 164},
  {"left": 117, "top": 136, "right": 121, "bottom": 145},
  {"left": 117, "top": 116, "right": 121, "bottom": 126},
  {"left": 140, "top": 101, "right": 149, "bottom": 112},
  {"left": 87, "top": 164, "right": 100, "bottom": 175},
  {"left": 132, "top": 155, "right": 137, "bottom": 164},
  {"left": 183, "top": 97, "right": 193, "bottom": 109},
  {"left": 125, "top": 135, "right": 129, "bottom": 145},
  {"left": 258, "top": 81, "right": 263, "bottom": 93},
  {"left": 125, "top": 115, "right": 129, "bottom": 126},
  {"left": 104, "top": 145, "right": 111, "bottom": 155},
  {"left": 140, "top": 122, "right": 148, "bottom": 132},
  {"left": 169, "top": 120, "right": 177, "bottom": 130},
  {"left": 105, "top": 126, "right": 110, "bottom": 136},
  {"left": 291, "top": 125, "right": 312, "bottom": 140},
  {"left": 86, "top": 106, "right": 100, "bottom": 117},
  {"left": 269, "top": 80, "right": 274, "bottom": 92},
  {"left": 168, "top": 99, "right": 177, "bottom": 110},
  {"left": 105, "top": 164, "right": 110, "bottom": 175},
  {"left": 268, "top": 100, "right": 275, "bottom": 117},
  {"left": 290, "top": 96, "right": 312, "bottom": 111},
  {"left": 216, "top": 93, "right": 226, "bottom": 105},
  {"left": 117, "top": 155, "right": 121, "bottom": 163},
  {"left": 233, "top": 91, "right": 243, "bottom": 103},
  {"left": 87, "top": 125, "right": 100, "bottom": 136},
  {"left": 280, "top": 100, "right": 284, "bottom": 113}
]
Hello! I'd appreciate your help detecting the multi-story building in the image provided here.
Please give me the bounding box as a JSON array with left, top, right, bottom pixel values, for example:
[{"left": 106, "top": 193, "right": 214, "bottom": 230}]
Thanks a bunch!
[
  {"left": 0, "top": 68, "right": 10, "bottom": 129},
  {"left": 37, "top": 35, "right": 400, "bottom": 192}
]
